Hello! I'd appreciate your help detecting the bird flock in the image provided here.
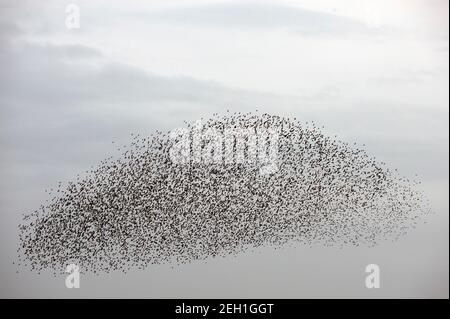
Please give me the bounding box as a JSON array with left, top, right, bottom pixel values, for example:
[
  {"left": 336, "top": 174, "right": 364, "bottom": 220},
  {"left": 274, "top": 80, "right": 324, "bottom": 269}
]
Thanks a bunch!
[{"left": 17, "top": 112, "right": 430, "bottom": 274}]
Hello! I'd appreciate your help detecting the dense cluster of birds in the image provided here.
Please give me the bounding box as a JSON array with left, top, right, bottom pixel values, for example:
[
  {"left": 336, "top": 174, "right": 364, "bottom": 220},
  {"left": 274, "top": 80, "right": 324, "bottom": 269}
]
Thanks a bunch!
[{"left": 18, "top": 112, "right": 430, "bottom": 274}]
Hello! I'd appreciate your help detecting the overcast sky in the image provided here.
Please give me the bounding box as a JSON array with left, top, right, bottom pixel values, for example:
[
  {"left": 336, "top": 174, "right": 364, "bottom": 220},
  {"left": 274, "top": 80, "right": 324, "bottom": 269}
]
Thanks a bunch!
[{"left": 0, "top": 0, "right": 448, "bottom": 298}]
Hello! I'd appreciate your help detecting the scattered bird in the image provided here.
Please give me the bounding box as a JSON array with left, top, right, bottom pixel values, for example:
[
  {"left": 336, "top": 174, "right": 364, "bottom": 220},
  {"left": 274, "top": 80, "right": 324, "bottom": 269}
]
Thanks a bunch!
[{"left": 18, "top": 112, "right": 430, "bottom": 274}]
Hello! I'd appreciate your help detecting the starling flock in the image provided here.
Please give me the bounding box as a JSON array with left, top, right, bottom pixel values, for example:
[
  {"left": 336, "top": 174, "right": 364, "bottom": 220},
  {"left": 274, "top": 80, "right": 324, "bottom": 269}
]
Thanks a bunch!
[{"left": 17, "top": 112, "right": 430, "bottom": 274}]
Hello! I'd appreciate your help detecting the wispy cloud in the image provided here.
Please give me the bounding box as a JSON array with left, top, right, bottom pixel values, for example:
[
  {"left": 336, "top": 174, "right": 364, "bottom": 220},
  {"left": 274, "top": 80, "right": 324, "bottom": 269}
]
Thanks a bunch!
[{"left": 142, "top": 2, "right": 385, "bottom": 35}]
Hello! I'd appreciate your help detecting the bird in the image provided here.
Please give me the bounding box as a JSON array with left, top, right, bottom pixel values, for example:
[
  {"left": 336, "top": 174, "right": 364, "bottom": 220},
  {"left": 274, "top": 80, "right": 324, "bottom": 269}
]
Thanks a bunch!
[{"left": 17, "top": 111, "right": 430, "bottom": 275}]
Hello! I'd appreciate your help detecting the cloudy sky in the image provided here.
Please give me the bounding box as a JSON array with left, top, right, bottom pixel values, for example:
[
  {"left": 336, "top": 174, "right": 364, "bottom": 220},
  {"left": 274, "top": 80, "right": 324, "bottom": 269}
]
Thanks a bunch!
[{"left": 0, "top": 0, "right": 448, "bottom": 298}]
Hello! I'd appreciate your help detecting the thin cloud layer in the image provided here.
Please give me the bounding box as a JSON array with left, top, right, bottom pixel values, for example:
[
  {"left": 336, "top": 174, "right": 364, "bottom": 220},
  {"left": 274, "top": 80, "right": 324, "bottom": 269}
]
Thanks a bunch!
[{"left": 144, "top": 3, "right": 379, "bottom": 35}]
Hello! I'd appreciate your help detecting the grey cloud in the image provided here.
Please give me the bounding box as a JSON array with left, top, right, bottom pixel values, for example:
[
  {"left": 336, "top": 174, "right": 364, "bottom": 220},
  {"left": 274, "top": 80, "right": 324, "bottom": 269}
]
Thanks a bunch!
[
  {"left": 142, "top": 3, "right": 385, "bottom": 35},
  {"left": 0, "top": 39, "right": 299, "bottom": 111},
  {"left": 0, "top": 21, "right": 23, "bottom": 40},
  {"left": 48, "top": 43, "right": 103, "bottom": 59},
  {"left": 369, "top": 68, "right": 446, "bottom": 85}
]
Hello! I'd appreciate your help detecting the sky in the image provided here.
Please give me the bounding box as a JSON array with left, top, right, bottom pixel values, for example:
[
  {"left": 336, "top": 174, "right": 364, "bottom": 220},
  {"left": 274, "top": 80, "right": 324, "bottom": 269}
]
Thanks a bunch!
[{"left": 0, "top": 0, "right": 448, "bottom": 298}]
